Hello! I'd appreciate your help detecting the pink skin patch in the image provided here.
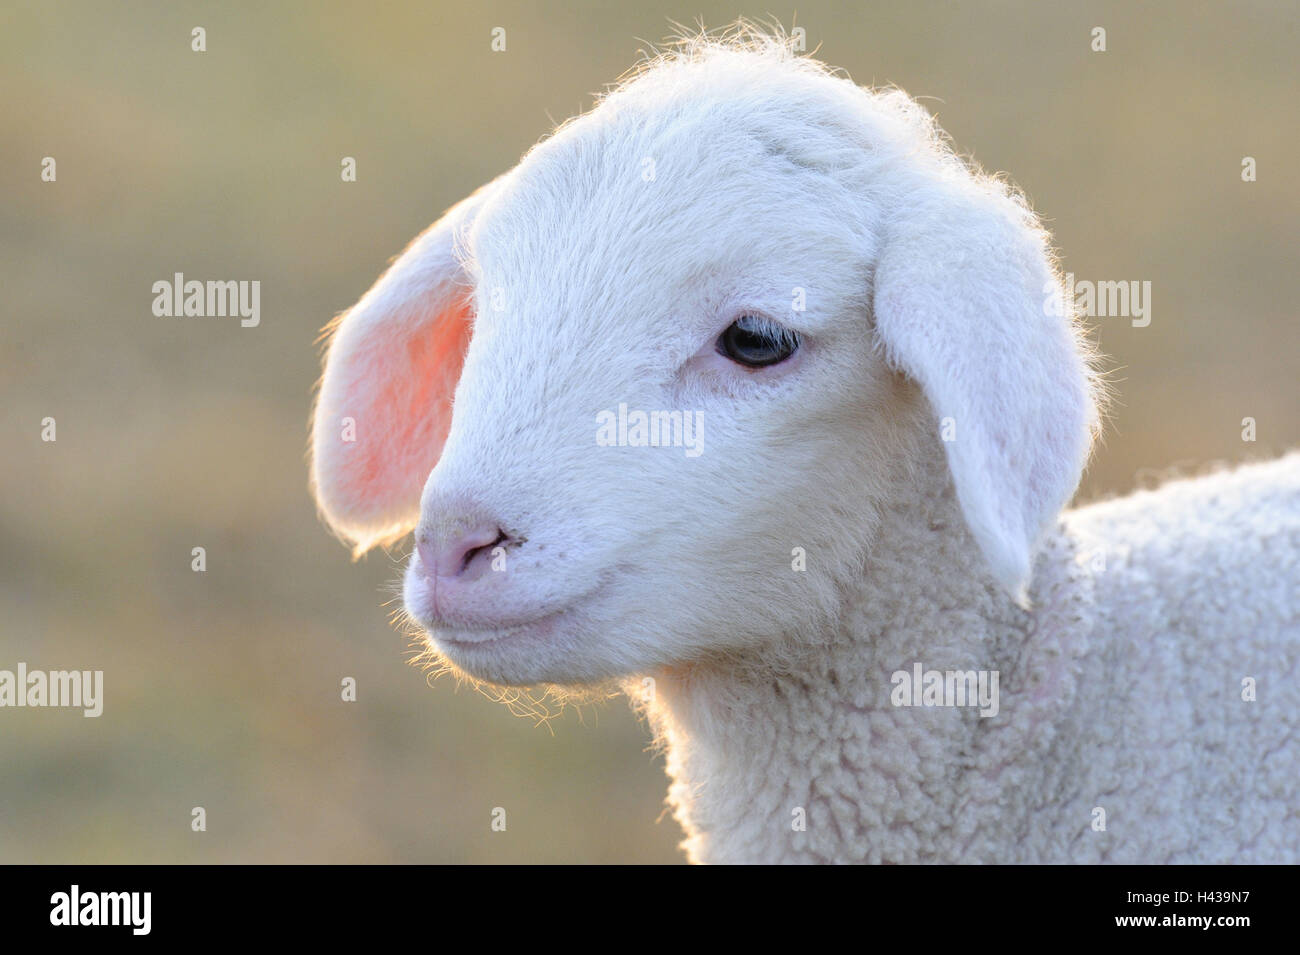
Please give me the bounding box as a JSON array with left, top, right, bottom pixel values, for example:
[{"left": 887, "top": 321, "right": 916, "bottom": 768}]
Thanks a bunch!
[{"left": 343, "top": 297, "right": 474, "bottom": 507}]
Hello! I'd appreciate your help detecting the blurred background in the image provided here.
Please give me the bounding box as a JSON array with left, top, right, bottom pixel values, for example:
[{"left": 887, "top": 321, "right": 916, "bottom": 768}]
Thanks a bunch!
[{"left": 1, "top": 0, "right": 1296, "bottom": 863}]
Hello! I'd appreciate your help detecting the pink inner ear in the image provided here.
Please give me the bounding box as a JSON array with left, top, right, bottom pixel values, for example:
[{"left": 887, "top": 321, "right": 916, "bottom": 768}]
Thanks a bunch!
[{"left": 347, "top": 296, "right": 474, "bottom": 509}]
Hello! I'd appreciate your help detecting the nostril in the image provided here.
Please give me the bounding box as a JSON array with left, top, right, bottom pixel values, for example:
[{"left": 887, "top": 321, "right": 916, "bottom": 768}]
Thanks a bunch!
[
  {"left": 418, "top": 524, "right": 510, "bottom": 580},
  {"left": 460, "top": 529, "right": 508, "bottom": 574}
]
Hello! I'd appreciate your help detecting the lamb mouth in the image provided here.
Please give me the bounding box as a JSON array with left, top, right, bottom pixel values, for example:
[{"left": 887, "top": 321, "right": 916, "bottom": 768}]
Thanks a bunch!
[{"left": 429, "top": 607, "right": 570, "bottom": 648}]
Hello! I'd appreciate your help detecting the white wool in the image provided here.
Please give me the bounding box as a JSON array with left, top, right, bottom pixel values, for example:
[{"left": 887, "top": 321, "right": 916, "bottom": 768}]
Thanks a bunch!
[
  {"left": 642, "top": 448, "right": 1299, "bottom": 863},
  {"left": 310, "top": 30, "right": 1299, "bottom": 863}
]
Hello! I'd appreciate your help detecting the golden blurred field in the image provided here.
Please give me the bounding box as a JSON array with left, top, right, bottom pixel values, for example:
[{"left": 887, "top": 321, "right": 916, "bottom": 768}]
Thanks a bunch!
[{"left": 2, "top": 1, "right": 1296, "bottom": 862}]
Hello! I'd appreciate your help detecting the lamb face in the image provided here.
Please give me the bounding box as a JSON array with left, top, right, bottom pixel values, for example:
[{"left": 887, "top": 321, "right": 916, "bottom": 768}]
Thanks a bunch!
[
  {"left": 401, "top": 96, "right": 911, "bottom": 685},
  {"left": 311, "top": 41, "right": 1098, "bottom": 689}
]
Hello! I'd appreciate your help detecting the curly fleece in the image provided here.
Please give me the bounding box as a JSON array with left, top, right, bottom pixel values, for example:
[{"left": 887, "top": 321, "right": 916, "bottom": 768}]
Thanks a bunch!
[{"left": 646, "top": 449, "right": 1299, "bottom": 863}]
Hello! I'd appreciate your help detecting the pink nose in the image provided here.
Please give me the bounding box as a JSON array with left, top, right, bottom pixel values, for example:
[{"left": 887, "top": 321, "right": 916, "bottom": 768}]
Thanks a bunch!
[{"left": 417, "top": 523, "right": 505, "bottom": 583}]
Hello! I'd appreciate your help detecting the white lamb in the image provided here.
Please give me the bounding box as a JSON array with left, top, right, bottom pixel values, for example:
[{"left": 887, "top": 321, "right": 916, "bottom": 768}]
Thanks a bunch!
[{"left": 309, "top": 33, "right": 1299, "bottom": 864}]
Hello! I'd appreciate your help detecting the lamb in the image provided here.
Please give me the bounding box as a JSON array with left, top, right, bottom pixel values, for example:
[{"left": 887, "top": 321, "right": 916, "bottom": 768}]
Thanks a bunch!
[{"left": 308, "top": 31, "right": 1300, "bottom": 864}]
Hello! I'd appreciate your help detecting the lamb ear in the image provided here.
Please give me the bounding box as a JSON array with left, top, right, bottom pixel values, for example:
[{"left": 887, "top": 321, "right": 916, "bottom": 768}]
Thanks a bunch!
[
  {"left": 872, "top": 171, "right": 1097, "bottom": 602},
  {"left": 310, "top": 184, "right": 493, "bottom": 555}
]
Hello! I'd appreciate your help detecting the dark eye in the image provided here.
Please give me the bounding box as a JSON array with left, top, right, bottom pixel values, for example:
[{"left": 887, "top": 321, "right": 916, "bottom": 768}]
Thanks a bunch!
[{"left": 716, "top": 315, "right": 801, "bottom": 368}]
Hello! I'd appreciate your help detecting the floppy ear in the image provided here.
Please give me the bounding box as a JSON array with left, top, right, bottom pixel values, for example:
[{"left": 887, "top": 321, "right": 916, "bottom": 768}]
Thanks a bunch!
[
  {"left": 872, "top": 169, "right": 1097, "bottom": 602},
  {"left": 311, "top": 184, "right": 493, "bottom": 555}
]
